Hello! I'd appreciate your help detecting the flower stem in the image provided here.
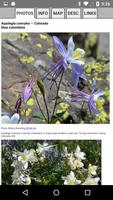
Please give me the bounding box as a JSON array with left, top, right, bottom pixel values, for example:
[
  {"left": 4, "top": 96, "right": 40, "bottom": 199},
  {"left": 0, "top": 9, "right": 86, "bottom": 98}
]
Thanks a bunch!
[
  {"left": 42, "top": 94, "right": 50, "bottom": 123},
  {"left": 51, "top": 71, "right": 64, "bottom": 122},
  {"left": 32, "top": 89, "right": 48, "bottom": 122},
  {"left": 81, "top": 101, "right": 85, "bottom": 111}
]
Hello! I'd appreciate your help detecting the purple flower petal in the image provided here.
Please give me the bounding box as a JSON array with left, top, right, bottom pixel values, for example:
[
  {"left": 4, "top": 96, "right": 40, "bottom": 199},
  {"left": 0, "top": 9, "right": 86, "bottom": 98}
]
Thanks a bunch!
[
  {"left": 67, "top": 36, "right": 75, "bottom": 57},
  {"left": 71, "top": 68, "right": 80, "bottom": 87},
  {"left": 23, "top": 77, "right": 34, "bottom": 102},
  {"left": 71, "top": 61, "right": 86, "bottom": 86},
  {"left": 66, "top": 79, "right": 104, "bottom": 116},
  {"left": 72, "top": 60, "right": 85, "bottom": 74},
  {"left": 65, "top": 99, "right": 83, "bottom": 103},
  {"left": 88, "top": 98, "right": 99, "bottom": 115},
  {"left": 90, "top": 79, "right": 97, "bottom": 94},
  {"left": 53, "top": 36, "right": 67, "bottom": 58},
  {"left": 80, "top": 72, "right": 87, "bottom": 81},
  {"left": 93, "top": 90, "right": 105, "bottom": 101}
]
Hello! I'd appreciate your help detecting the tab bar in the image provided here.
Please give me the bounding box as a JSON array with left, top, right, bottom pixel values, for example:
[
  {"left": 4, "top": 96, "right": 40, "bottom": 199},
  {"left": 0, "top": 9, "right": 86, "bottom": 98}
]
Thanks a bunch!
[
  {"left": 83, "top": 8, "right": 97, "bottom": 19},
  {"left": 52, "top": 8, "right": 64, "bottom": 19},
  {"left": 66, "top": 8, "right": 80, "bottom": 19}
]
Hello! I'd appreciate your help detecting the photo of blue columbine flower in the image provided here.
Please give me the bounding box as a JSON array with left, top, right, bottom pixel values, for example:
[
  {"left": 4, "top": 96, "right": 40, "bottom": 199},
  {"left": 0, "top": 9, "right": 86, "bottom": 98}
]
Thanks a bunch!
[
  {"left": 2, "top": 33, "right": 109, "bottom": 124},
  {"left": 67, "top": 80, "right": 105, "bottom": 116},
  {"left": 43, "top": 36, "right": 87, "bottom": 87}
]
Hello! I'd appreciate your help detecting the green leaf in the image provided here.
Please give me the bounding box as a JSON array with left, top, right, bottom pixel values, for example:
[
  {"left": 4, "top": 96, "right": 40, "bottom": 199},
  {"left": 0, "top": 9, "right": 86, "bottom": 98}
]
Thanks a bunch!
[
  {"left": 37, "top": 77, "right": 45, "bottom": 97},
  {"left": 32, "top": 111, "right": 45, "bottom": 120},
  {"left": 51, "top": 110, "right": 66, "bottom": 123}
]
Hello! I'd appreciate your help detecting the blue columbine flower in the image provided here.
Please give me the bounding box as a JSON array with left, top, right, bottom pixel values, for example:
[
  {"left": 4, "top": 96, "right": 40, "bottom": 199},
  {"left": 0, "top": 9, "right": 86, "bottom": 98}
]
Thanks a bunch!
[
  {"left": 67, "top": 80, "right": 105, "bottom": 116},
  {"left": 54, "top": 150, "right": 59, "bottom": 158},
  {"left": 43, "top": 36, "right": 87, "bottom": 87}
]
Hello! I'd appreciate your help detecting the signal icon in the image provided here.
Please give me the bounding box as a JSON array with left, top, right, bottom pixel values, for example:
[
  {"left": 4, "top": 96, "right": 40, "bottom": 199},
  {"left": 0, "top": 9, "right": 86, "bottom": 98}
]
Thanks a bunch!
[{"left": 83, "top": 1, "right": 89, "bottom": 6}]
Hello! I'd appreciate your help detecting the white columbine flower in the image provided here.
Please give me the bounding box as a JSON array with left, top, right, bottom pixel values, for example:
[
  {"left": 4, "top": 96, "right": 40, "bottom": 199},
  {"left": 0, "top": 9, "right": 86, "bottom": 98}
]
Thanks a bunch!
[
  {"left": 68, "top": 154, "right": 84, "bottom": 170},
  {"left": 11, "top": 159, "right": 28, "bottom": 171},
  {"left": 62, "top": 171, "right": 81, "bottom": 185},
  {"left": 73, "top": 160, "right": 84, "bottom": 170},
  {"left": 88, "top": 164, "right": 97, "bottom": 176},
  {"left": 24, "top": 176, "right": 31, "bottom": 185},
  {"left": 82, "top": 176, "right": 100, "bottom": 185},
  {"left": 12, "top": 173, "right": 31, "bottom": 185},
  {"left": 36, "top": 142, "right": 55, "bottom": 158},
  {"left": 74, "top": 145, "right": 86, "bottom": 160},
  {"left": 11, "top": 149, "right": 37, "bottom": 185},
  {"left": 62, "top": 146, "right": 69, "bottom": 157},
  {"left": 1, "top": 113, "right": 20, "bottom": 124},
  {"left": 18, "top": 149, "right": 37, "bottom": 168}
]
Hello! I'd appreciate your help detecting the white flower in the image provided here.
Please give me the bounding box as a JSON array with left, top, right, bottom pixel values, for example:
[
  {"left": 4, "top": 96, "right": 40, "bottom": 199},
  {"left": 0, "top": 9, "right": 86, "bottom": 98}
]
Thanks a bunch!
[
  {"left": 62, "top": 171, "right": 81, "bottom": 185},
  {"left": 12, "top": 173, "right": 31, "bottom": 185},
  {"left": 12, "top": 172, "right": 23, "bottom": 185},
  {"left": 11, "top": 149, "right": 37, "bottom": 185},
  {"left": 72, "top": 160, "right": 84, "bottom": 170},
  {"left": 68, "top": 155, "right": 84, "bottom": 170},
  {"left": 18, "top": 149, "right": 37, "bottom": 168},
  {"left": 39, "top": 156, "right": 45, "bottom": 163},
  {"left": 24, "top": 176, "right": 31, "bottom": 185},
  {"left": 62, "top": 146, "right": 69, "bottom": 157},
  {"left": 11, "top": 160, "right": 18, "bottom": 167},
  {"left": 82, "top": 176, "right": 100, "bottom": 185},
  {"left": 18, "top": 159, "right": 28, "bottom": 169},
  {"left": 11, "top": 148, "right": 38, "bottom": 185},
  {"left": 88, "top": 164, "right": 97, "bottom": 176},
  {"left": 67, "top": 154, "right": 75, "bottom": 165},
  {"left": 11, "top": 160, "right": 27, "bottom": 172},
  {"left": 1, "top": 113, "right": 20, "bottom": 124},
  {"left": 36, "top": 142, "right": 55, "bottom": 158},
  {"left": 74, "top": 145, "right": 86, "bottom": 160}
]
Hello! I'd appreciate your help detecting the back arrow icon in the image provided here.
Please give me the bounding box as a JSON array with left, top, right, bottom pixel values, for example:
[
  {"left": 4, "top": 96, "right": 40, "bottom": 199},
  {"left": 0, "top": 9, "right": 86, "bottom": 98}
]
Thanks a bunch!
[{"left": 22, "top": 189, "right": 29, "bottom": 196}]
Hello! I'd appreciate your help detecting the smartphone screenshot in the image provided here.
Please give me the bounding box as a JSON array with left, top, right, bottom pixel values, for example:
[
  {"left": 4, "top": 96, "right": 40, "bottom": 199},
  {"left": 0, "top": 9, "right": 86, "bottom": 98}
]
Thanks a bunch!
[{"left": 0, "top": 0, "right": 112, "bottom": 198}]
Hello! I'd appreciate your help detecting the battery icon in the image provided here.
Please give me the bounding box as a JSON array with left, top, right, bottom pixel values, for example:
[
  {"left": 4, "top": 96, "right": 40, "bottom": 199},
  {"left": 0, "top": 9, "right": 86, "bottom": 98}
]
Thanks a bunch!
[{"left": 96, "top": 1, "right": 100, "bottom": 7}]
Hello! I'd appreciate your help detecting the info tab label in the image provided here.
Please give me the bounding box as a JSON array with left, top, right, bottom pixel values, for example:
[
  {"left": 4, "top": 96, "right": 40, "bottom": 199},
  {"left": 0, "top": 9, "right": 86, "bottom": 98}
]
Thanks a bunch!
[
  {"left": 52, "top": 8, "right": 64, "bottom": 19},
  {"left": 83, "top": 8, "right": 97, "bottom": 19},
  {"left": 67, "top": 8, "right": 80, "bottom": 18},
  {"left": 37, "top": 8, "right": 49, "bottom": 19}
]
